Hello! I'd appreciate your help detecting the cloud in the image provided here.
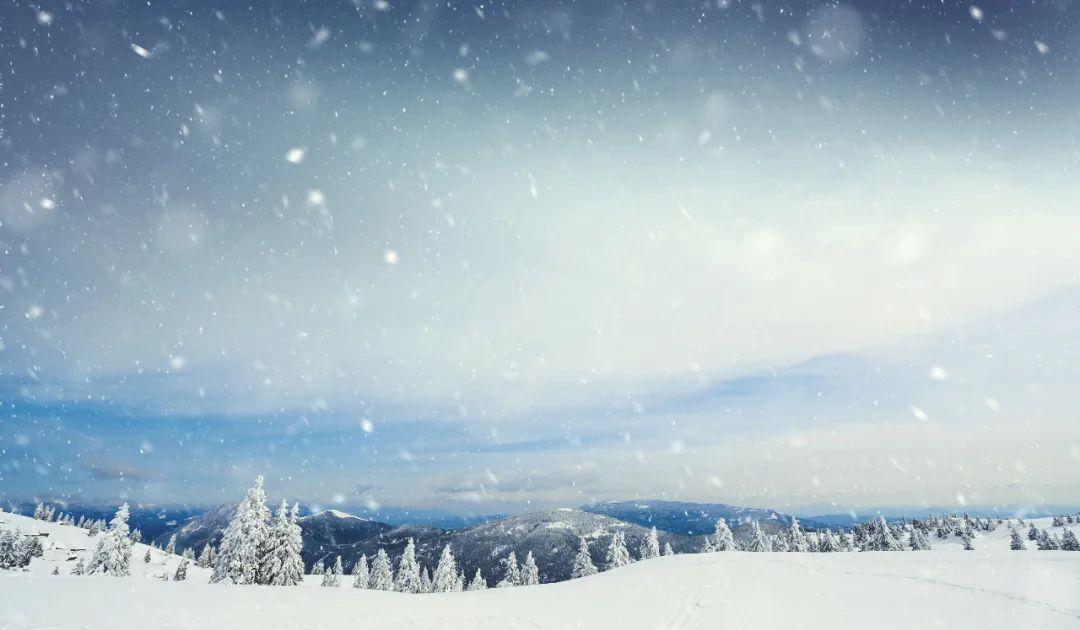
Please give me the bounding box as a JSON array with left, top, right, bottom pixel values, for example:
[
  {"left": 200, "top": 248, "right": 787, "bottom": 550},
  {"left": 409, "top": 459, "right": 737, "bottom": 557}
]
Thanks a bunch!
[{"left": 80, "top": 459, "right": 157, "bottom": 482}]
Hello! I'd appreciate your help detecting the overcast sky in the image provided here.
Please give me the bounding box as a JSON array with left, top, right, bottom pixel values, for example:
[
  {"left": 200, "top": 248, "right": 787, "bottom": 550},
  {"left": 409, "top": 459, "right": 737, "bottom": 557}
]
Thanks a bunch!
[{"left": 2, "top": 0, "right": 1079, "bottom": 514}]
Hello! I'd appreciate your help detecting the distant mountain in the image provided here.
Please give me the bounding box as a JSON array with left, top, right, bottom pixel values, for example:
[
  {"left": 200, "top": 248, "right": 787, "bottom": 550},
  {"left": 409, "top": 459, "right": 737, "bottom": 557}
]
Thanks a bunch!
[
  {"left": 443, "top": 508, "right": 694, "bottom": 583},
  {"left": 583, "top": 500, "right": 828, "bottom": 538},
  {"left": 155, "top": 503, "right": 236, "bottom": 553}
]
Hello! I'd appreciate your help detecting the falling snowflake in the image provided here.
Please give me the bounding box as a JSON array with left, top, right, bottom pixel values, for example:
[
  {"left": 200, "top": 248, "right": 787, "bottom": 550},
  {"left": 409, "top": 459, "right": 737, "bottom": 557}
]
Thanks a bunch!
[{"left": 284, "top": 147, "right": 306, "bottom": 164}]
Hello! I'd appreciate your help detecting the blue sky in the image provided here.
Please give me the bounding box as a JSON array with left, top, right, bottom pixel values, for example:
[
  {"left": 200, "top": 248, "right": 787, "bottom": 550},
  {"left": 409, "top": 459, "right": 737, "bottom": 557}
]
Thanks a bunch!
[{"left": 2, "top": 0, "right": 1080, "bottom": 512}]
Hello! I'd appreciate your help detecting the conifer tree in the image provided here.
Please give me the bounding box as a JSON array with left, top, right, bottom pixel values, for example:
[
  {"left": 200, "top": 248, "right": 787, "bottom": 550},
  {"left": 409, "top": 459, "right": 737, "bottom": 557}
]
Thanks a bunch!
[
  {"left": 961, "top": 533, "right": 975, "bottom": 551},
  {"left": 420, "top": 566, "right": 433, "bottom": 593},
  {"left": 311, "top": 559, "right": 325, "bottom": 576},
  {"left": 497, "top": 551, "right": 522, "bottom": 587},
  {"left": 909, "top": 527, "right": 931, "bottom": 551},
  {"left": 165, "top": 534, "right": 177, "bottom": 555},
  {"left": 370, "top": 549, "right": 394, "bottom": 591},
  {"left": 211, "top": 476, "right": 271, "bottom": 585},
  {"left": 322, "top": 556, "right": 343, "bottom": 587},
  {"left": 1062, "top": 529, "right": 1080, "bottom": 551},
  {"left": 352, "top": 554, "right": 370, "bottom": 589},
  {"left": 86, "top": 503, "right": 133, "bottom": 576},
  {"left": 174, "top": 558, "right": 189, "bottom": 581},
  {"left": 863, "top": 517, "right": 902, "bottom": 552},
  {"left": 261, "top": 500, "right": 304, "bottom": 586},
  {"left": 570, "top": 538, "right": 597, "bottom": 579},
  {"left": 1010, "top": 528, "right": 1027, "bottom": 550},
  {"left": 787, "top": 517, "right": 810, "bottom": 552},
  {"left": 639, "top": 526, "right": 661, "bottom": 560},
  {"left": 772, "top": 534, "right": 790, "bottom": 552},
  {"left": 742, "top": 520, "right": 772, "bottom": 552},
  {"left": 70, "top": 558, "right": 85, "bottom": 575},
  {"left": 0, "top": 529, "right": 26, "bottom": 569},
  {"left": 818, "top": 529, "right": 839, "bottom": 552},
  {"left": 394, "top": 539, "right": 423, "bottom": 593},
  {"left": 197, "top": 544, "right": 214, "bottom": 568},
  {"left": 1028, "top": 523, "right": 1039, "bottom": 541},
  {"left": 433, "top": 545, "right": 461, "bottom": 592},
  {"left": 604, "top": 532, "right": 631, "bottom": 570},
  {"left": 144, "top": 548, "right": 153, "bottom": 563},
  {"left": 663, "top": 542, "right": 674, "bottom": 556},
  {"left": 521, "top": 551, "right": 540, "bottom": 586},
  {"left": 467, "top": 567, "right": 487, "bottom": 591},
  {"left": 709, "top": 518, "right": 736, "bottom": 552}
]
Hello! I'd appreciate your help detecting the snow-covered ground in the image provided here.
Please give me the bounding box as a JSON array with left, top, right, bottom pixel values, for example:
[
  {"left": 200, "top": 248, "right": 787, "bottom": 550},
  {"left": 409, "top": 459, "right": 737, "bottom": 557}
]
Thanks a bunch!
[{"left": 2, "top": 510, "right": 1078, "bottom": 629}]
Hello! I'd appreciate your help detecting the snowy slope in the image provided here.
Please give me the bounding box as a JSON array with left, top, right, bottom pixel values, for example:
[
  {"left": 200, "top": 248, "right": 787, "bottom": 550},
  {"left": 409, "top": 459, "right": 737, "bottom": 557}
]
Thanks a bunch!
[
  {"left": 0, "top": 510, "right": 210, "bottom": 581},
  {"left": 2, "top": 513, "right": 1078, "bottom": 629}
]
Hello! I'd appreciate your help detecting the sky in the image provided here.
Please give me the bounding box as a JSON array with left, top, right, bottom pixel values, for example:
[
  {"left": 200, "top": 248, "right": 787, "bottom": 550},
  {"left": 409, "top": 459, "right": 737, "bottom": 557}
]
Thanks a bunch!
[{"left": 1, "top": 0, "right": 1079, "bottom": 515}]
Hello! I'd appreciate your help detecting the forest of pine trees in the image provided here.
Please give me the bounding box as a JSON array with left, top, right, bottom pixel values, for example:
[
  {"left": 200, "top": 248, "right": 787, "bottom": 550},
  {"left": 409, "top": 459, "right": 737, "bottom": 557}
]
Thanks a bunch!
[{"left": 7, "top": 493, "right": 1080, "bottom": 593}]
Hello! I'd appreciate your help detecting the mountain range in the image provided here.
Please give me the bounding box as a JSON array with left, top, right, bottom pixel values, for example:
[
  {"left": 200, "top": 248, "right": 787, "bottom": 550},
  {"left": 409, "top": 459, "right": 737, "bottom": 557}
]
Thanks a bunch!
[{"left": 149, "top": 499, "right": 822, "bottom": 584}]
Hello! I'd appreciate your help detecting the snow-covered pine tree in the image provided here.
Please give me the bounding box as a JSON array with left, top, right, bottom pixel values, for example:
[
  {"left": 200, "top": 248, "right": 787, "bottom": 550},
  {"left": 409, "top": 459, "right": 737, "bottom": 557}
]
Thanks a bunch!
[
  {"left": 261, "top": 500, "right": 304, "bottom": 586},
  {"left": 639, "top": 526, "right": 660, "bottom": 560},
  {"left": 961, "top": 533, "right": 975, "bottom": 551},
  {"left": 197, "top": 544, "right": 214, "bottom": 568},
  {"left": 33, "top": 504, "right": 44, "bottom": 520},
  {"left": 211, "top": 476, "right": 271, "bottom": 585},
  {"left": 0, "top": 529, "right": 24, "bottom": 569},
  {"left": 71, "top": 557, "right": 85, "bottom": 575},
  {"left": 521, "top": 551, "right": 540, "bottom": 586},
  {"left": 1010, "top": 528, "right": 1027, "bottom": 550},
  {"left": 467, "top": 568, "right": 487, "bottom": 591},
  {"left": 1061, "top": 529, "right": 1080, "bottom": 551},
  {"left": 771, "top": 534, "right": 790, "bottom": 552},
  {"left": 663, "top": 542, "right": 674, "bottom": 556},
  {"left": 370, "top": 549, "right": 394, "bottom": 591},
  {"left": 420, "top": 566, "right": 433, "bottom": 593},
  {"left": 787, "top": 517, "right": 810, "bottom": 552},
  {"left": 863, "top": 517, "right": 902, "bottom": 552},
  {"left": 570, "top": 538, "right": 597, "bottom": 579},
  {"left": 311, "top": 558, "right": 325, "bottom": 575},
  {"left": 174, "top": 558, "right": 189, "bottom": 581},
  {"left": 708, "top": 518, "right": 736, "bottom": 552},
  {"left": 144, "top": 547, "right": 153, "bottom": 563},
  {"left": 1028, "top": 523, "right": 1040, "bottom": 541},
  {"left": 394, "top": 539, "right": 423, "bottom": 593},
  {"left": 497, "top": 551, "right": 521, "bottom": 587},
  {"left": 165, "top": 534, "right": 177, "bottom": 555},
  {"left": 909, "top": 527, "right": 931, "bottom": 550},
  {"left": 321, "top": 556, "right": 343, "bottom": 587},
  {"left": 183, "top": 547, "right": 195, "bottom": 561},
  {"left": 604, "top": 531, "right": 631, "bottom": 570},
  {"left": 352, "top": 554, "right": 370, "bottom": 589},
  {"left": 131, "top": 529, "right": 142, "bottom": 544},
  {"left": 1052, "top": 515, "right": 1064, "bottom": 527},
  {"left": 432, "top": 545, "right": 461, "bottom": 592},
  {"left": 743, "top": 520, "right": 772, "bottom": 552},
  {"left": 86, "top": 503, "right": 133, "bottom": 576}
]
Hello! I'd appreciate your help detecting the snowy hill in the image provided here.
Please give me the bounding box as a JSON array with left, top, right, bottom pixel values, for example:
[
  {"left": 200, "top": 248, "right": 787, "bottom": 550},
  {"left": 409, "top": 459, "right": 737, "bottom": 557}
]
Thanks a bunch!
[
  {"left": 2, "top": 513, "right": 1077, "bottom": 629},
  {"left": 583, "top": 500, "right": 828, "bottom": 537},
  {"left": 0, "top": 509, "right": 208, "bottom": 581}
]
